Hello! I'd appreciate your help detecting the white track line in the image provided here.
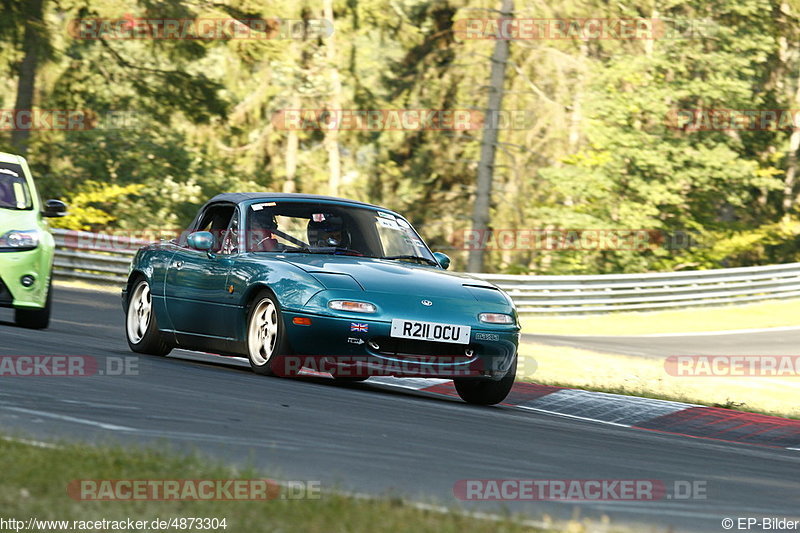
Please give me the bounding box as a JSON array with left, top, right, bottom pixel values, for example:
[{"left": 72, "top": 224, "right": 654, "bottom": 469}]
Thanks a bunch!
[
  {"left": 4, "top": 406, "right": 133, "bottom": 431},
  {"left": 515, "top": 405, "right": 632, "bottom": 428},
  {"left": 528, "top": 325, "right": 800, "bottom": 339}
]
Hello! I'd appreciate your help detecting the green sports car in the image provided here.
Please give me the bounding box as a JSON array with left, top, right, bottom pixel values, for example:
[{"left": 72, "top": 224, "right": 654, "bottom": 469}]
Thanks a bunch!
[
  {"left": 0, "top": 152, "right": 67, "bottom": 329},
  {"left": 123, "top": 193, "right": 520, "bottom": 404}
]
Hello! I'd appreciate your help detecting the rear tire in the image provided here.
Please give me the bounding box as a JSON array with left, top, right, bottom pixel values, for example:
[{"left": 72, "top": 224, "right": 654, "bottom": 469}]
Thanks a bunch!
[
  {"left": 454, "top": 356, "right": 516, "bottom": 405},
  {"left": 15, "top": 279, "right": 52, "bottom": 329},
  {"left": 126, "top": 278, "right": 172, "bottom": 356},
  {"left": 246, "top": 291, "right": 289, "bottom": 376}
]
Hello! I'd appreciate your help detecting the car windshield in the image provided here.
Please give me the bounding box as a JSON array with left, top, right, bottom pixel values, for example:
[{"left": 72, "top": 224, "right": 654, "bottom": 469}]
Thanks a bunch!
[
  {"left": 0, "top": 164, "right": 32, "bottom": 210},
  {"left": 245, "top": 200, "right": 436, "bottom": 263}
]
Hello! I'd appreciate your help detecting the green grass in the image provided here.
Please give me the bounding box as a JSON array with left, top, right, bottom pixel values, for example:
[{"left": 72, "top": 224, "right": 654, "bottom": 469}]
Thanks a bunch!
[
  {"left": 520, "top": 298, "right": 800, "bottom": 336},
  {"left": 518, "top": 342, "right": 800, "bottom": 419},
  {"left": 1, "top": 435, "right": 630, "bottom": 533}
]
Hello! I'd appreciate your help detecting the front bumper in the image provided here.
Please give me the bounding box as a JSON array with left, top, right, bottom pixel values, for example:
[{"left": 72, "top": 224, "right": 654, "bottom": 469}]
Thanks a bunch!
[
  {"left": 0, "top": 248, "right": 51, "bottom": 309},
  {"left": 282, "top": 311, "right": 519, "bottom": 380}
]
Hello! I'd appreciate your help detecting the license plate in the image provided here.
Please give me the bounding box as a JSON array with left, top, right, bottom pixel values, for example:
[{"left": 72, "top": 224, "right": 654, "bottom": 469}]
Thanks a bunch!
[{"left": 390, "top": 319, "right": 471, "bottom": 344}]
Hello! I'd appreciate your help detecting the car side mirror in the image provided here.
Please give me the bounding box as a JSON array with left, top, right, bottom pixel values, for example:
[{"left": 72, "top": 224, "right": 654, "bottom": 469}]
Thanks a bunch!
[
  {"left": 187, "top": 231, "right": 214, "bottom": 251},
  {"left": 43, "top": 199, "right": 67, "bottom": 218},
  {"left": 433, "top": 252, "right": 451, "bottom": 270}
]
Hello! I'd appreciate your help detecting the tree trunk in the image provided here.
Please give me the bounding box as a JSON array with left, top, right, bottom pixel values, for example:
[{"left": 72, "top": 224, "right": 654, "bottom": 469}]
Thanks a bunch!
[
  {"left": 568, "top": 41, "right": 587, "bottom": 153},
  {"left": 467, "top": 0, "right": 513, "bottom": 273},
  {"left": 784, "top": 74, "right": 800, "bottom": 212},
  {"left": 283, "top": 94, "right": 299, "bottom": 193},
  {"left": 323, "top": 0, "right": 342, "bottom": 197},
  {"left": 778, "top": 2, "right": 800, "bottom": 212},
  {"left": 11, "top": 0, "right": 46, "bottom": 155}
]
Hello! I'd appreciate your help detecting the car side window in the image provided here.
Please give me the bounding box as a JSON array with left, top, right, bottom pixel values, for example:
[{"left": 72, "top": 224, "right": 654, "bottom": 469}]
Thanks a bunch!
[
  {"left": 191, "top": 204, "right": 236, "bottom": 252},
  {"left": 220, "top": 208, "right": 240, "bottom": 255}
]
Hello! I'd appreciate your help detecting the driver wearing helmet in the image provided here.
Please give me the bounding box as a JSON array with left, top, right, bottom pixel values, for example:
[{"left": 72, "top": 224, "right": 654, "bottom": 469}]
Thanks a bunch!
[{"left": 307, "top": 214, "right": 350, "bottom": 249}]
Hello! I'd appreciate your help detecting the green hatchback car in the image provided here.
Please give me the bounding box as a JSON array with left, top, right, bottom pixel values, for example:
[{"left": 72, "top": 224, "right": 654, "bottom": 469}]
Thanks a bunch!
[{"left": 0, "top": 152, "right": 67, "bottom": 329}]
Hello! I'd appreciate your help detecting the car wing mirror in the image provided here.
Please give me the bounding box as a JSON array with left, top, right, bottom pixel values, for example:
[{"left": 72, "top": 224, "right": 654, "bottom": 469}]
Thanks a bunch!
[
  {"left": 187, "top": 231, "right": 214, "bottom": 251},
  {"left": 433, "top": 252, "right": 451, "bottom": 270},
  {"left": 43, "top": 199, "right": 67, "bottom": 218}
]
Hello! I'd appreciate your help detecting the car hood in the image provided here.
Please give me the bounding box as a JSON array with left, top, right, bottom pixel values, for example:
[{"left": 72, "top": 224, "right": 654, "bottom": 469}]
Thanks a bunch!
[{"left": 276, "top": 254, "right": 499, "bottom": 298}]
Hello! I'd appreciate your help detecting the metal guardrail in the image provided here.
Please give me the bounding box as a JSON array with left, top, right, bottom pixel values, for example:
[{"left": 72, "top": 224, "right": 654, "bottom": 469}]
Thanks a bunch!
[
  {"left": 52, "top": 229, "right": 800, "bottom": 314},
  {"left": 52, "top": 228, "right": 140, "bottom": 286},
  {"left": 474, "top": 263, "right": 800, "bottom": 313}
]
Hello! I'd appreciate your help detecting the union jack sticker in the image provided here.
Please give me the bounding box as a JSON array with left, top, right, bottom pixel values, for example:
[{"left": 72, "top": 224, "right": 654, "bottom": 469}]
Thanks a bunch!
[{"left": 350, "top": 322, "right": 368, "bottom": 332}]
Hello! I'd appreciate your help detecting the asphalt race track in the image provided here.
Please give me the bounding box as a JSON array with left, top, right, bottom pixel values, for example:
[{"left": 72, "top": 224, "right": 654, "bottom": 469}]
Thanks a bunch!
[{"left": 0, "top": 287, "right": 798, "bottom": 532}]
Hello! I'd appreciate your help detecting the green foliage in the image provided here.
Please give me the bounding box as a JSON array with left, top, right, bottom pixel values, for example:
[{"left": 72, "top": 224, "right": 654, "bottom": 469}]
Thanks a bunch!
[
  {"left": 49, "top": 181, "right": 145, "bottom": 230},
  {"left": 3, "top": 0, "right": 800, "bottom": 273}
]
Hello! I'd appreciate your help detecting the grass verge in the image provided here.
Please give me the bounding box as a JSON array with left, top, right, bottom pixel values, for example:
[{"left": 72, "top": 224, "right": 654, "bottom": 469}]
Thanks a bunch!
[
  {"left": 517, "top": 342, "right": 800, "bottom": 419},
  {"left": 0, "top": 436, "right": 575, "bottom": 533},
  {"left": 520, "top": 298, "right": 800, "bottom": 336}
]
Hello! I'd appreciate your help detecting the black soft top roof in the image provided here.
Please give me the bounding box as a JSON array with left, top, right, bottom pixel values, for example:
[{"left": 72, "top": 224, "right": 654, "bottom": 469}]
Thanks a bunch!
[{"left": 204, "top": 192, "right": 382, "bottom": 210}]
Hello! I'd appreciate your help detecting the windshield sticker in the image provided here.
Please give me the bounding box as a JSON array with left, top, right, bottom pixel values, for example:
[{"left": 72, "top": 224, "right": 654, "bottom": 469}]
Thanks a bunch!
[
  {"left": 377, "top": 211, "right": 395, "bottom": 220},
  {"left": 411, "top": 239, "right": 424, "bottom": 247},
  {"left": 251, "top": 202, "right": 277, "bottom": 211},
  {"left": 312, "top": 213, "right": 327, "bottom": 222},
  {"left": 377, "top": 217, "right": 400, "bottom": 230},
  {"left": 395, "top": 219, "right": 411, "bottom": 229}
]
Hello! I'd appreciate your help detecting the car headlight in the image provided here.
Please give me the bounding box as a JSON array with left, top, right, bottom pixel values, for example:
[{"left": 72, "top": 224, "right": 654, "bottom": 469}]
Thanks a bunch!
[
  {"left": 328, "top": 300, "right": 377, "bottom": 313},
  {"left": 478, "top": 312, "right": 515, "bottom": 324},
  {"left": 0, "top": 230, "right": 40, "bottom": 250}
]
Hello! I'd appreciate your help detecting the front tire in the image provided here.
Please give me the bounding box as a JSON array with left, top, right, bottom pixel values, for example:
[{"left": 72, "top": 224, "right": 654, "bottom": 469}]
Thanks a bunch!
[
  {"left": 454, "top": 356, "right": 516, "bottom": 405},
  {"left": 126, "top": 278, "right": 172, "bottom": 356},
  {"left": 15, "top": 279, "right": 52, "bottom": 329},
  {"left": 246, "top": 291, "right": 289, "bottom": 376}
]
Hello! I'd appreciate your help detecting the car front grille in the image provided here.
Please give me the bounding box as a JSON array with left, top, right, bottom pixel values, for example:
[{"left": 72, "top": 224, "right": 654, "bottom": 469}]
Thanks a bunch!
[{"left": 368, "top": 336, "right": 476, "bottom": 359}]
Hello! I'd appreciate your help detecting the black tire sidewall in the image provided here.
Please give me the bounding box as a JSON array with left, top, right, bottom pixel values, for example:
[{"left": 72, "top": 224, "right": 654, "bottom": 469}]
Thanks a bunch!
[
  {"left": 126, "top": 278, "right": 170, "bottom": 355},
  {"left": 14, "top": 279, "right": 52, "bottom": 329},
  {"left": 454, "top": 354, "right": 517, "bottom": 405},
  {"left": 246, "top": 291, "right": 288, "bottom": 376}
]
